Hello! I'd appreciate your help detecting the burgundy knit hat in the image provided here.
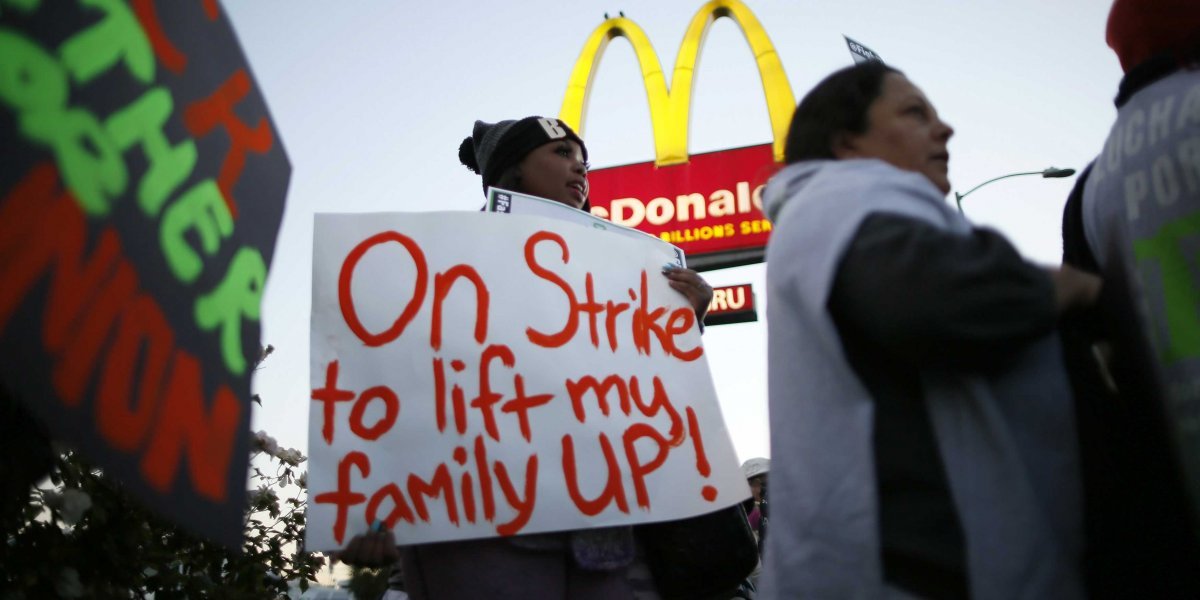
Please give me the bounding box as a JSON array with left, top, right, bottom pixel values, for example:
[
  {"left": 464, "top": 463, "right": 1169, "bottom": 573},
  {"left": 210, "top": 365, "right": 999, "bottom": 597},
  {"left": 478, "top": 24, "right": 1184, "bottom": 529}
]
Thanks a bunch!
[{"left": 1106, "top": 0, "right": 1200, "bottom": 72}]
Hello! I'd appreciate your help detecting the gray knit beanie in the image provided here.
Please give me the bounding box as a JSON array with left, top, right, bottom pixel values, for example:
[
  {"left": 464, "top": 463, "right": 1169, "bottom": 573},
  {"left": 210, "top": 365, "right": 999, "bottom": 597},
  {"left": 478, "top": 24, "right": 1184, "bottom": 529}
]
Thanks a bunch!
[{"left": 458, "top": 116, "right": 588, "bottom": 195}]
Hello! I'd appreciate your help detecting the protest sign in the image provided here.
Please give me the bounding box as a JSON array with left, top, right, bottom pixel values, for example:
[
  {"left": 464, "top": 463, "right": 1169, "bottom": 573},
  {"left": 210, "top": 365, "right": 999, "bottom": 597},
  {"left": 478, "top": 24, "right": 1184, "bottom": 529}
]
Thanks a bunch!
[
  {"left": 307, "top": 211, "right": 748, "bottom": 550},
  {"left": 0, "top": 1, "right": 290, "bottom": 547},
  {"left": 844, "top": 35, "right": 884, "bottom": 64},
  {"left": 485, "top": 187, "right": 686, "bottom": 269}
]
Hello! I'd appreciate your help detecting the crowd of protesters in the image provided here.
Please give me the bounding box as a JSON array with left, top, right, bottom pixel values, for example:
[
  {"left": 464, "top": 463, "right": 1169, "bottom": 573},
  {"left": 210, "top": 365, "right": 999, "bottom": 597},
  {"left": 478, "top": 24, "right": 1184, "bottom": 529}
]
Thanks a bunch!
[
  {"left": 0, "top": 0, "right": 1194, "bottom": 597},
  {"left": 336, "top": 0, "right": 1200, "bottom": 597}
]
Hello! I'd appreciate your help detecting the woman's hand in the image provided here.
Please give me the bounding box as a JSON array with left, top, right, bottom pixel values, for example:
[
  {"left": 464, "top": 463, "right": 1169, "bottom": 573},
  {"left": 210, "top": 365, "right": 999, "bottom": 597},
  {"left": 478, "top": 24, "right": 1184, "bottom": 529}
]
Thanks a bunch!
[
  {"left": 1049, "top": 264, "right": 1103, "bottom": 313},
  {"left": 331, "top": 526, "right": 400, "bottom": 568},
  {"left": 662, "top": 264, "right": 713, "bottom": 321}
]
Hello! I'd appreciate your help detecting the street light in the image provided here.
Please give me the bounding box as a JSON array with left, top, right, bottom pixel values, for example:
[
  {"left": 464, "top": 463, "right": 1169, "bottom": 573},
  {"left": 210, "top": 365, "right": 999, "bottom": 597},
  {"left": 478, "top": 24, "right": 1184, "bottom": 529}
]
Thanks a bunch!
[{"left": 954, "top": 167, "right": 1076, "bottom": 214}]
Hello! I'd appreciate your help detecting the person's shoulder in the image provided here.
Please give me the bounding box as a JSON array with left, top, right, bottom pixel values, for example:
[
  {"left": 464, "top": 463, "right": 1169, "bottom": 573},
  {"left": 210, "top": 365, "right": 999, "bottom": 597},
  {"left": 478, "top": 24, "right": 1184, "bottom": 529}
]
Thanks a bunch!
[{"left": 766, "top": 159, "right": 949, "bottom": 234}]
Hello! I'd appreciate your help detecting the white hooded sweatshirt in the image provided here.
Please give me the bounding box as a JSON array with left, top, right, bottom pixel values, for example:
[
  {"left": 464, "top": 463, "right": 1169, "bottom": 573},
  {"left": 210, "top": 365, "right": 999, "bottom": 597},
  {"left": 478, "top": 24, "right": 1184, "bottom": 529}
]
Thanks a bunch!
[{"left": 758, "top": 159, "right": 1083, "bottom": 600}]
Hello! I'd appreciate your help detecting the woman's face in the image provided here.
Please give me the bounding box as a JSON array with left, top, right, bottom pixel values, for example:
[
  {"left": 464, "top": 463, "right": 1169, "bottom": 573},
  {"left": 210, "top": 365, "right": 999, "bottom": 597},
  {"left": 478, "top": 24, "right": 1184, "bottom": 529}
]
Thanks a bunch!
[
  {"left": 517, "top": 139, "right": 589, "bottom": 209},
  {"left": 835, "top": 73, "right": 954, "bottom": 194},
  {"left": 749, "top": 475, "right": 766, "bottom": 503}
]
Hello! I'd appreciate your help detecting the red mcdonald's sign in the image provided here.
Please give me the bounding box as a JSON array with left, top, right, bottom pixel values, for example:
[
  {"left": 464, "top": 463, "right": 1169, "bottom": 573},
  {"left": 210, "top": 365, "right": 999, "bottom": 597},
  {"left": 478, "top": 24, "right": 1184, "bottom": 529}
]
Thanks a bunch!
[
  {"left": 560, "top": 0, "right": 795, "bottom": 270},
  {"left": 705, "top": 283, "right": 758, "bottom": 326}
]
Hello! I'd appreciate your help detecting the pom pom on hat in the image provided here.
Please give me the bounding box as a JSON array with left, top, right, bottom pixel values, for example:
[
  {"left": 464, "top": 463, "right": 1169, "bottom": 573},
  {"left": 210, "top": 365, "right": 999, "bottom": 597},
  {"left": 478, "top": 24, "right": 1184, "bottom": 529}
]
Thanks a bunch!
[{"left": 458, "top": 137, "right": 481, "bottom": 174}]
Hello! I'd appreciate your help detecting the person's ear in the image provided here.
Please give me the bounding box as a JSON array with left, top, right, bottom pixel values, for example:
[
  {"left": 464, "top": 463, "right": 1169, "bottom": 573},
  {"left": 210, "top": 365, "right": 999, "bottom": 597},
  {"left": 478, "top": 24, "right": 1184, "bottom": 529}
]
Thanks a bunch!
[{"left": 831, "top": 131, "right": 860, "bottom": 160}]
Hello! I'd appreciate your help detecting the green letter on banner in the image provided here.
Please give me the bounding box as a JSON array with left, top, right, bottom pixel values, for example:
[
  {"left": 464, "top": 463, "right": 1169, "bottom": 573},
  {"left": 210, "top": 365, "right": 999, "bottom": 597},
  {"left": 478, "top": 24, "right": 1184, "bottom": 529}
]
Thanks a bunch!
[
  {"left": 161, "top": 179, "right": 233, "bottom": 284},
  {"left": 195, "top": 247, "right": 266, "bottom": 376},
  {"left": 22, "top": 107, "right": 127, "bottom": 215},
  {"left": 0, "top": 29, "right": 66, "bottom": 111},
  {"left": 2, "top": 0, "right": 43, "bottom": 12},
  {"left": 106, "top": 87, "right": 198, "bottom": 216},
  {"left": 59, "top": 0, "right": 153, "bottom": 85}
]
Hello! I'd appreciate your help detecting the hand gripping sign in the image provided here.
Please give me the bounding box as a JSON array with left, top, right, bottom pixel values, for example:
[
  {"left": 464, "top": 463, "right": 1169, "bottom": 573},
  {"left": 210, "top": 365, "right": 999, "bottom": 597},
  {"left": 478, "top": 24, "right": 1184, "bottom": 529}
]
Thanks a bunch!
[
  {"left": 0, "top": 1, "right": 289, "bottom": 547},
  {"left": 307, "top": 212, "right": 748, "bottom": 549},
  {"left": 559, "top": 0, "right": 796, "bottom": 269}
]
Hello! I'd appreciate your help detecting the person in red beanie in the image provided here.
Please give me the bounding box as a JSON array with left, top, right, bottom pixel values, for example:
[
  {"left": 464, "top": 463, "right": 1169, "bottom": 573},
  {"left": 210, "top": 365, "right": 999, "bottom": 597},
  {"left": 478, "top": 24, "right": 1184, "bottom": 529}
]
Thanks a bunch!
[
  {"left": 1059, "top": 1, "right": 1200, "bottom": 598},
  {"left": 1105, "top": 0, "right": 1200, "bottom": 73}
]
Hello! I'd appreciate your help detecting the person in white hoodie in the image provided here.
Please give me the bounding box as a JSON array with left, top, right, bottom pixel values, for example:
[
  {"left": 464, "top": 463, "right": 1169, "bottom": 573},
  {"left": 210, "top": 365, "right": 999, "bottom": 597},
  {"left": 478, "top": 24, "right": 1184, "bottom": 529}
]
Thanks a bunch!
[{"left": 758, "top": 61, "right": 1102, "bottom": 599}]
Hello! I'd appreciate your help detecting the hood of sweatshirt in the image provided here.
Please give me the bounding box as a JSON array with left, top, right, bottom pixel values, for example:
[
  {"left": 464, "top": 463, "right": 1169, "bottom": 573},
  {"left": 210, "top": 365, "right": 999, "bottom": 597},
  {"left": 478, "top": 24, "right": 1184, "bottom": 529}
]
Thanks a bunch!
[
  {"left": 762, "top": 161, "right": 828, "bottom": 223},
  {"left": 763, "top": 158, "right": 955, "bottom": 226}
]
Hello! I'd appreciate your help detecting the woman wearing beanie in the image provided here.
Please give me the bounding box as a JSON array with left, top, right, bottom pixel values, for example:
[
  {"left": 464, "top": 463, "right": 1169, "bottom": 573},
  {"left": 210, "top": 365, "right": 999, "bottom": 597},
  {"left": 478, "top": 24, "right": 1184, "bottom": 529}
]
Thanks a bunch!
[
  {"left": 459, "top": 117, "right": 592, "bottom": 211},
  {"left": 335, "top": 116, "right": 731, "bottom": 600},
  {"left": 456, "top": 116, "right": 714, "bottom": 337}
]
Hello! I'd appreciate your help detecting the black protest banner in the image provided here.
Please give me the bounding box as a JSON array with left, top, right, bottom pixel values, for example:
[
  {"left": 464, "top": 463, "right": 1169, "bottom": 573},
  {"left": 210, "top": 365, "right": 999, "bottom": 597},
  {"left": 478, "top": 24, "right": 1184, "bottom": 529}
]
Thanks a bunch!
[{"left": 0, "top": 0, "right": 289, "bottom": 548}]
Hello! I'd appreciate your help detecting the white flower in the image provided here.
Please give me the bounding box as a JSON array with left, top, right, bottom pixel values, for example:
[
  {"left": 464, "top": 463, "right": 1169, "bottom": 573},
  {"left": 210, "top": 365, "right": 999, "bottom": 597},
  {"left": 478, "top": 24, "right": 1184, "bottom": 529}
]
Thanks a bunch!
[
  {"left": 276, "top": 447, "right": 307, "bottom": 467},
  {"left": 253, "top": 430, "right": 279, "bottom": 456}
]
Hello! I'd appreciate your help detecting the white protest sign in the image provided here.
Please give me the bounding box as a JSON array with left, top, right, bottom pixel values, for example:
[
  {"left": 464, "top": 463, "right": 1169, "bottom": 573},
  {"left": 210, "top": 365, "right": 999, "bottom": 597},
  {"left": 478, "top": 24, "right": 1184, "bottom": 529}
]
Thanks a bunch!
[
  {"left": 307, "top": 211, "right": 748, "bottom": 550},
  {"left": 485, "top": 187, "right": 686, "bottom": 269}
]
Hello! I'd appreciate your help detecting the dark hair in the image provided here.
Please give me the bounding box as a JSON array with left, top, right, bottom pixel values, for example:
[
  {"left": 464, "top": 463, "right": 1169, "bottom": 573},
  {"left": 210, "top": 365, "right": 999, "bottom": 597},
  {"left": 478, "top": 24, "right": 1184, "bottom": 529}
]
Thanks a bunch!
[
  {"left": 493, "top": 165, "right": 523, "bottom": 192},
  {"left": 783, "top": 62, "right": 901, "bottom": 164}
]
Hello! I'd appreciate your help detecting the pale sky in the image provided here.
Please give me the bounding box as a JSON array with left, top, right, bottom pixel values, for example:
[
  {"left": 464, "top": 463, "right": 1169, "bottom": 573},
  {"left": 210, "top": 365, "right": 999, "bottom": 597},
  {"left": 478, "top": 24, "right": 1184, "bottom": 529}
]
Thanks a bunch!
[{"left": 225, "top": 0, "right": 1123, "bottom": 467}]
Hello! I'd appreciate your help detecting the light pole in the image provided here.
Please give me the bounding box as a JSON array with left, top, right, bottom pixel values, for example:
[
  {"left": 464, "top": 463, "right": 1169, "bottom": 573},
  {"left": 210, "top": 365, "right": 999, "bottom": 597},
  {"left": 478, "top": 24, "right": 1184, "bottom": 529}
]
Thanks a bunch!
[{"left": 954, "top": 167, "right": 1076, "bottom": 214}]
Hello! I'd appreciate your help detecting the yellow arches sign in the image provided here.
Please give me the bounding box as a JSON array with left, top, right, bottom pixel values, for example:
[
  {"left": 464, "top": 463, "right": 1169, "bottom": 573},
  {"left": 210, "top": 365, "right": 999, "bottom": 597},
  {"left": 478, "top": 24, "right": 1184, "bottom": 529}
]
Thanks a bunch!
[{"left": 559, "top": 0, "right": 796, "bottom": 167}]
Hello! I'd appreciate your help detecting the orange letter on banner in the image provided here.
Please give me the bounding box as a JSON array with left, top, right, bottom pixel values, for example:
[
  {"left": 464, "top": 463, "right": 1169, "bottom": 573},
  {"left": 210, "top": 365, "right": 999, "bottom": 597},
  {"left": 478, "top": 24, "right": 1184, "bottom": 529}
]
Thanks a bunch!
[
  {"left": 313, "top": 451, "right": 370, "bottom": 544},
  {"left": 312, "top": 360, "right": 356, "bottom": 444},
  {"left": 0, "top": 166, "right": 69, "bottom": 331},
  {"left": 53, "top": 259, "right": 137, "bottom": 406},
  {"left": 349, "top": 385, "right": 400, "bottom": 441},
  {"left": 338, "top": 231, "right": 428, "bottom": 346},
  {"left": 431, "top": 265, "right": 489, "bottom": 350},
  {"left": 629, "top": 375, "right": 684, "bottom": 444},
  {"left": 407, "top": 465, "right": 458, "bottom": 525},
  {"left": 202, "top": 0, "right": 219, "bottom": 19},
  {"left": 183, "top": 69, "right": 273, "bottom": 218},
  {"left": 95, "top": 295, "right": 174, "bottom": 451},
  {"left": 501, "top": 374, "right": 554, "bottom": 443},
  {"left": 366, "top": 483, "right": 416, "bottom": 530},
  {"left": 524, "top": 231, "right": 579, "bottom": 347},
  {"left": 131, "top": 0, "right": 187, "bottom": 74},
  {"left": 565, "top": 375, "right": 627, "bottom": 422},
  {"left": 140, "top": 351, "right": 241, "bottom": 502},
  {"left": 472, "top": 344, "right": 514, "bottom": 442},
  {"left": 562, "top": 433, "right": 629, "bottom": 516},
  {"left": 664, "top": 308, "right": 701, "bottom": 361},
  {"left": 494, "top": 454, "right": 538, "bottom": 535},
  {"left": 0, "top": 165, "right": 120, "bottom": 359},
  {"left": 623, "top": 423, "right": 671, "bottom": 509},
  {"left": 0, "top": 166, "right": 130, "bottom": 407}
]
